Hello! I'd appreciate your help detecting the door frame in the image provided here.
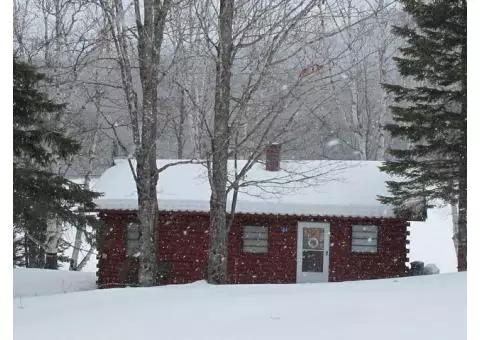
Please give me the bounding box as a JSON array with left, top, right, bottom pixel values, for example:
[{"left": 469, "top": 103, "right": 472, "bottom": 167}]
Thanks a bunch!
[{"left": 296, "top": 222, "right": 330, "bottom": 283}]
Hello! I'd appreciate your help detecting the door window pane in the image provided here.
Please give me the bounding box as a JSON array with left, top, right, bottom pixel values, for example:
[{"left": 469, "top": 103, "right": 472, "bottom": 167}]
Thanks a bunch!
[
  {"left": 302, "top": 251, "right": 324, "bottom": 272},
  {"left": 303, "top": 228, "right": 324, "bottom": 251}
]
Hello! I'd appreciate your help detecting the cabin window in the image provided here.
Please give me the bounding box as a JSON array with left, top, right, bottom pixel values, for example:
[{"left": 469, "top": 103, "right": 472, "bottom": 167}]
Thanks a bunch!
[
  {"left": 126, "top": 222, "right": 141, "bottom": 257},
  {"left": 351, "top": 225, "right": 378, "bottom": 253},
  {"left": 243, "top": 226, "right": 268, "bottom": 253}
]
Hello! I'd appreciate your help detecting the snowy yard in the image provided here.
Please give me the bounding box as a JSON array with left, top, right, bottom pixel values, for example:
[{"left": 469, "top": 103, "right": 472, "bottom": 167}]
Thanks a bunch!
[
  {"left": 13, "top": 268, "right": 96, "bottom": 297},
  {"left": 13, "top": 272, "right": 466, "bottom": 340}
]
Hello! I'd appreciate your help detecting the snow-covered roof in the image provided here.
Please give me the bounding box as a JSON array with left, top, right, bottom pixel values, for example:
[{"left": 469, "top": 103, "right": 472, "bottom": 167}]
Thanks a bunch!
[{"left": 93, "top": 159, "right": 398, "bottom": 218}]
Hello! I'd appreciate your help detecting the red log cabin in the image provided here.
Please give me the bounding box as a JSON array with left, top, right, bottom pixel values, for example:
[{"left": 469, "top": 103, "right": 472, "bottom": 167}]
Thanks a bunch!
[{"left": 93, "top": 146, "right": 422, "bottom": 287}]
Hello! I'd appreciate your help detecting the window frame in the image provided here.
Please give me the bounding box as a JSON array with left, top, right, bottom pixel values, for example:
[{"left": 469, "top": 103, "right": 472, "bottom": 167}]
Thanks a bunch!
[
  {"left": 242, "top": 225, "right": 269, "bottom": 254},
  {"left": 351, "top": 224, "right": 378, "bottom": 254}
]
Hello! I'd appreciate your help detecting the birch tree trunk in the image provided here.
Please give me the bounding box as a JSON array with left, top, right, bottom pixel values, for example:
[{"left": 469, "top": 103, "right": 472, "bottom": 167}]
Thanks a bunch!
[
  {"left": 75, "top": 245, "right": 95, "bottom": 271},
  {"left": 376, "top": 41, "right": 388, "bottom": 159},
  {"left": 71, "top": 89, "right": 102, "bottom": 270},
  {"left": 207, "top": 0, "right": 235, "bottom": 284},
  {"left": 348, "top": 79, "right": 367, "bottom": 159},
  {"left": 337, "top": 0, "right": 368, "bottom": 160},
  {"left": 70, "top": 172, "right": 94, "bottom": 271},
  {"left": 376, "top": 0, "right": 388, "bottom": 160},
  {"left": 45, "top": 219, "right": 62, "bottom": 269},
  {"left": 41, "top": 0, "right": 66, "bottom": 270}
]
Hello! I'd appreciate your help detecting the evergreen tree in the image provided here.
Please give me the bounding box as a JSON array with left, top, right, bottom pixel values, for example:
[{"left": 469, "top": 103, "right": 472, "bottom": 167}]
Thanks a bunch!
[
  {"left": 379, "top": 0, "right": 467, "bottom": 271},
  {"left": 13, "top": 59, "right": 101, "bottom": 269}
]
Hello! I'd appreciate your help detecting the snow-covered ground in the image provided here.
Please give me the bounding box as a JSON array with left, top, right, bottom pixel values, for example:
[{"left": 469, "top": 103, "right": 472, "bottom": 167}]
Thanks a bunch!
[
  {"left": 13, "top": 268, "right": 96, "bottom": 298},
  {"left": 13, "top": 272, "right": 465, "bottom": 340}
]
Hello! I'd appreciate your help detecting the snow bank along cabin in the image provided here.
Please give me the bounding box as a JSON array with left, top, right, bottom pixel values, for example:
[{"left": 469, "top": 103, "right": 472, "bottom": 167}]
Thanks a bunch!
[{"left": 93, "top": 145, "right": 423, "bottom": 287}]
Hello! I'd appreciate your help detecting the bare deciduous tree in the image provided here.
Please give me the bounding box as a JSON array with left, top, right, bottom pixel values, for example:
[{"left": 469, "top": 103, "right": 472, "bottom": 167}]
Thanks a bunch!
[
  {"left": 96, "top": 0, "right": 173, "bottom": 285},
  {"left": 204, "top": 0, "right": 323, "bottom": 283}
]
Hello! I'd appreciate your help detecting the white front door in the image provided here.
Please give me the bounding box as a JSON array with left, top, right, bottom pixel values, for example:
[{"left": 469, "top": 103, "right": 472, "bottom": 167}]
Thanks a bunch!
[{"left": 296, "top": 222, "right": 330, "bottom": 283}]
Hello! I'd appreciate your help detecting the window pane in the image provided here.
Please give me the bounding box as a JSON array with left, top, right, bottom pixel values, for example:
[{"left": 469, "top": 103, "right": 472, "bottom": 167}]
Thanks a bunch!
[
  {"left": 243, "top": 231, "right": 268, "bottom": 240},
  {"left": 302, "top": 251, "right": 324, "bottom": 272},
  {"left": 243, "top": 239, "right": 268, "bottom": 247},
  {"left": 352, "top": 231, "right": 377, "bottom": 239},
  {"left": 352, "top": 225, "right": 377, "bottom": 232},
  {"left": 351, "top": 225, "right": 378, "bottom": 253},
  {"left": 243, "top": 226, "right": 268, "bottom": 253},
  {"left": 244, "top": 226, "right": 268, "bottom": 233},
  {"left": 352, "top": 238, "right": 377, "bottom": 246},
  {"left": 352, "top": 245, "right": 377, "bottom": 253},
  {"left": 243, "top": 246, "right": 268, "bottom": 253},
  {"left": 126, "top": 223, "right": 141, "bottom": 256}
]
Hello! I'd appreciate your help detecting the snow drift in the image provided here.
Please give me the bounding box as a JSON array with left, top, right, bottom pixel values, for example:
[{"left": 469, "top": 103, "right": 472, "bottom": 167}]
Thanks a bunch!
[
  {"left": 13, "top": 272, "right": 466, "bottom": 340},
  {"left": 13, "top": 268, "right": 96, "bottom": 297}
]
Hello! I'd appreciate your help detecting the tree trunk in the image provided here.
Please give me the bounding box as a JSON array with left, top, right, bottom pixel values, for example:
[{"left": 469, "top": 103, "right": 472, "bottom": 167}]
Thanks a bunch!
[
  {"left": 457, "top": 165, "right": 467, "bottom": 272},
  {"left": 136, "top": 160, "right": 159, "bottom": 285},
  {"left": 45, "top": 252, "right": 58, "bottom": 269},
  {"left": 457, "top": 32, "right": 467, "bottom": 272},
  {"left": 98, "top": 0, "right": 171, "bottom": 286},
  {"left": 176, "top": 89, "right": 186, "bottom": 159},
  {"left": 44, "top": 219, "right": 61, "bottom": 269},
  {"left": 26, "top": 227, "right": 46, "bottom": 268},
  {"left": 375, "top": 0, "right": 389, "bottom": 161},
  {"left": 345, "top": 0, "right": 366, "bottom": 160},
  {"left": 377, "top": 43, "right": 388, "bottom": 160},
  {"left": 137, "top": 24, "right": 160, "bottom": 285},
  {"left": 207, "top": 0, "right": 234, "bottom": 285},
  {"left": 70, "top": 225, "right": 83, "bottom": 271},
  {"left": 24, "top": 235, "right": 29, "bottom": 267},
  {"left": 457, "top": 29, "right": 467, "bottom": 272},
  {"left": 71, "top": 91, "right": 101, "bottom": 271},
  {"left": 136, "top": 79, "right": 160, "bottom": 286},
  {"left": 348, "top": 78, "right": 367, "bottom": 160},
  {"left": 450, "top": 201, "right": 459, "bottom": 258},
  {"left": 133, "top": 0, "right": 171, "bottom": 287},
  {"left": 70, "top": 177, "right": 91, "bottom": 271},
  {"left": 75, "top": 244, "right": 95, "bottom": 272},
  {"left": 457, "top": 94, "right": 467, "bottom": 271}
]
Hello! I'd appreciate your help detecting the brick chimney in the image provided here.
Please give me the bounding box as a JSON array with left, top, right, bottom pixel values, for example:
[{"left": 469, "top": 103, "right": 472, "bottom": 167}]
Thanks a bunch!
[{"left": 265, "top": 143, "right": 281, "bottom": 171}]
